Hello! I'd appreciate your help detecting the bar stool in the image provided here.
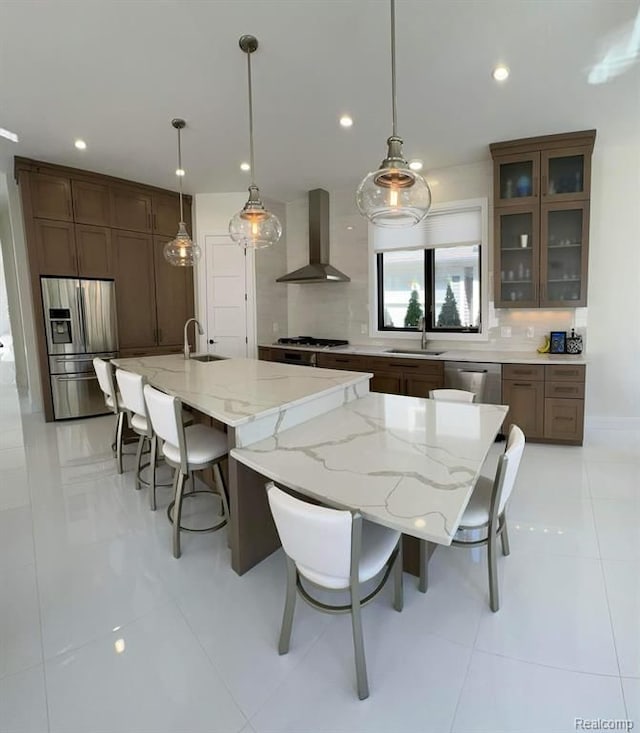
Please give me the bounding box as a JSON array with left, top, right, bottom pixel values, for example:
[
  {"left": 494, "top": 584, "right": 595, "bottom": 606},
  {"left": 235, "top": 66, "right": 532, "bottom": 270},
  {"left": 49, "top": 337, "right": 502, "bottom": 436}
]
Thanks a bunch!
[
  {"left": 93, "top": 357, "right": 125, "bottom": 474},
  {"left": 143, "top": 384, "right": 230, "bottom": 559}
]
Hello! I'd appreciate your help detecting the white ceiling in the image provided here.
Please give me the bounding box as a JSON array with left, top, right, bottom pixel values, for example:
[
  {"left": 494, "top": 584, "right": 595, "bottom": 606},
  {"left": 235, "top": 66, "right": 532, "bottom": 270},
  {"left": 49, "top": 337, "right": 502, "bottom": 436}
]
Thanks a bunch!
[{"left": 0, "top": 0, "right": 638, "bottom": 202}]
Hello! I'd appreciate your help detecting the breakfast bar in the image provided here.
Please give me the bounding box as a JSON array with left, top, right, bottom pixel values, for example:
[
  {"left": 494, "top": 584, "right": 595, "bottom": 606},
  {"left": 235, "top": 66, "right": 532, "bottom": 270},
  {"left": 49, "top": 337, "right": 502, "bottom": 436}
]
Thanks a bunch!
[{"left": 112, "top": 354, "right": 371, "bottom": 571}]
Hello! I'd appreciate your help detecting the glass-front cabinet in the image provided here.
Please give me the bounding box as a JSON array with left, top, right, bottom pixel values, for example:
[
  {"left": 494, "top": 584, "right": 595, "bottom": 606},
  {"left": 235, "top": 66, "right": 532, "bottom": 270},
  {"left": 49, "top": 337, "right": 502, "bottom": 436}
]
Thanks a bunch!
[
  {"left": 541, "top": 147, "right": 591, "bottom": 203},
  {"left": 490, "top": 130, "right": 595, "bottom": 309},
  {"left": 494, "top": 152, "right": 540, "bottom": 208},
  {"left": 540, "top": 202, "right": 589, "bottom": 307},
  {"left": 494, "top": 206, "right": 539, "bottom": 308}
]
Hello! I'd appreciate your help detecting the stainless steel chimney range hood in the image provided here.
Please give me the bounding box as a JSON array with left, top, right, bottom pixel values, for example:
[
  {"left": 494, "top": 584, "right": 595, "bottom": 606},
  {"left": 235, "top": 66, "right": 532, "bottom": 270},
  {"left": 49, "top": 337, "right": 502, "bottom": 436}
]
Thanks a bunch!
[{"left": 277, "top": 188, "right": 350, "bottom": 284}]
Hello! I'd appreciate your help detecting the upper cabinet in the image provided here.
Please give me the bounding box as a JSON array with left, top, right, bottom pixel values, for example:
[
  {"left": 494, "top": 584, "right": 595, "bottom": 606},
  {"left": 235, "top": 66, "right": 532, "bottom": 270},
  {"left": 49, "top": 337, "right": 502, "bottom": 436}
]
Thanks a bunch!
[
  {"left": 72, "top": 180, "right": 111, "bottom": 226},
  {"left": 110, "top": 186, "right": 153, "bottom": 232},
  {"left": 490, "top": 130, "right": 595, "bottom": 309},
  {"left": 151, "top": 193, "right": 181, "bottom": 237},
  {"left": 30, "top": 173, "right": 73, "bottom": 221}
]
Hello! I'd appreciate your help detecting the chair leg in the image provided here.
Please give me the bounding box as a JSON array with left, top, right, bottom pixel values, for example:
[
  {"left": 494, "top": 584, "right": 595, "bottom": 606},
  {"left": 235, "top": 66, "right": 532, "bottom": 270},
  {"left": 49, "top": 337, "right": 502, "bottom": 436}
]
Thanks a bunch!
[
  {"left": 350, "top": 581, "right": 369, "bottom": 700},
  {"left": 115, "top": 412, "right": 124, "bottom": 475},
  {"left": 418, "top": 538, "right": 428, "bottom": 593},
  {"left": 134, "top": 435, "right": 145, "bottom": 489},
  {"left": 393, "top": 540, "right": 404, "bottom": 612},
  {"left": 149, "top": 435, "right": 158, "bottom": 511},
  {"left": 213, "top": 463, "right": 230, "bottom": 521},
  {"left": 500, "top": 516, "right": 511, "bottom": 556},
  {"left": 172, "top": 471, "right": 186, "bottom": 559},
  {"left": 488, "top": 529, "right": 500, "bottom": 612},
  {"left": 278, "top": 555, "right": 297, "bottom": 655}
]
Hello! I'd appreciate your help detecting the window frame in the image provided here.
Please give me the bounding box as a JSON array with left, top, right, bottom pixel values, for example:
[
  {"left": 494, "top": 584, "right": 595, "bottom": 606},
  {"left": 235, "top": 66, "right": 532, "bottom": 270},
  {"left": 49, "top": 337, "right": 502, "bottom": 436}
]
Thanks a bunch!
[
  {"left": 368, "top": 198, "right": 489, "bottom": 342},
  {"left": 375, "top": 246, "right": 482, "bottom": 334}
]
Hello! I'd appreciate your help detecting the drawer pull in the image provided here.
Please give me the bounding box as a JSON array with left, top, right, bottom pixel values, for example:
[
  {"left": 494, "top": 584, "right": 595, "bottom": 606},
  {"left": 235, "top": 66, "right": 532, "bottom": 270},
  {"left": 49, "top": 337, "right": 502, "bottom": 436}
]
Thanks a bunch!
[
  {"left": 334, "top": 358, "right": 350, "bottom": 363},
  {"left": 513, "top": 383, "right": 532, "bottom": 387},
  {"left": 555, "top": 387, "right": 575, "bottom": 393},
  {"left": 554, "top": 416, "right": 573, "bottom": 421}
]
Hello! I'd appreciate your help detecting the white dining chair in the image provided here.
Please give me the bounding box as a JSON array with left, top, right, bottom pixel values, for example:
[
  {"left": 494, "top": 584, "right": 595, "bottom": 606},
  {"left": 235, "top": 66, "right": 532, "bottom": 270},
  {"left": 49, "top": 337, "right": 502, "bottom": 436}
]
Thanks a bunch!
[
  {"left": 429, "top": 388, "right": 476, "bottom": 402},
  {"left": 267, "top": 483, "right": 403, "bottom": 700},
  {"left": 93, "top": 357, "right": 125, "bottom": 474},
  {"left": 143, "top": 384, "right": 229, "bottom": 558},
  {"left": 419, "top": 424, "right": 525, "bottom": 612}
]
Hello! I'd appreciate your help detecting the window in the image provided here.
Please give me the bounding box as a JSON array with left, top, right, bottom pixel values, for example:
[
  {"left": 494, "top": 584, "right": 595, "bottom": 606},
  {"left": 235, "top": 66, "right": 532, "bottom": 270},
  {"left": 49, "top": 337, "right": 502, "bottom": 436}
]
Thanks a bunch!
[
  {"left": 370, "top": 198, "right": 487, "bottom": 337},
  {"left": 377, "top": 244, "right": 481, "bottom": 332}
]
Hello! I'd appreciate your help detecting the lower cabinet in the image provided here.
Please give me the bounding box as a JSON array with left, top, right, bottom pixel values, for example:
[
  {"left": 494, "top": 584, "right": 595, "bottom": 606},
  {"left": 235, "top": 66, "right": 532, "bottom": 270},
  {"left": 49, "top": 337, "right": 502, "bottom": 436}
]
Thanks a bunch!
[
  {"left": 502, "top": 363, "right": 585, "bottom": 445},
  {"left": 371, "top": 374, "right": 403, "bottom": 395}
]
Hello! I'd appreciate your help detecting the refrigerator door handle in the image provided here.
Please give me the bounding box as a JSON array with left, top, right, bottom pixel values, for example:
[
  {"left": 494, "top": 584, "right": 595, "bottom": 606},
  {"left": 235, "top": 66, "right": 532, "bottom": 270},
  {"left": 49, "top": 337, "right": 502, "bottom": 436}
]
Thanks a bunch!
[
  {"left": 56, "top": 374, "right": 99, "bottom": 382},
  {"left": 76, "top": 285, "right": 87, "bottom": 353}
]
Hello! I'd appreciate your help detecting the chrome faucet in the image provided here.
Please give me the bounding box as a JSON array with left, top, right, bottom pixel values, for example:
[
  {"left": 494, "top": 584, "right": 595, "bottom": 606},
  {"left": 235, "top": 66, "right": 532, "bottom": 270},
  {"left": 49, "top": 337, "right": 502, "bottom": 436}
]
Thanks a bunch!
[
  {"left": 418, "top": 316, "right": 428, "bottom": 351},
  {"left": 183, "top": 317, "right": 204, "bottom": 359}
]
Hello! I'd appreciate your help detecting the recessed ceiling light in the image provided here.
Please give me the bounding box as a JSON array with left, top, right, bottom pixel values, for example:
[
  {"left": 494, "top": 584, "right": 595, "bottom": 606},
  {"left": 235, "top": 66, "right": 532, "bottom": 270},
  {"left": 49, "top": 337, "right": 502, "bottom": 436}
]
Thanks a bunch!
[
  {"left": 240, "top": 162, "right": 251, "bottom": 171},
  {"left": 0, "top": 127, "right": 19, "bottom": 143},
  {"left": 74, "top": 139, "right": 87, "bottom": 150},
  {"left": 339, "top": 115, "right": 353, "bottom": 128},
  {"left": 175, "top": 168, "right": 185, "bottom": 177},
  {"left": 409, "top": 159, "right": 423, "bottom": 171},
  {"left": 346, "top": 225, "right": 354, "bottom": 230},
  {"left": 492, "top": 65, "right": 509, "bottom": 81}
]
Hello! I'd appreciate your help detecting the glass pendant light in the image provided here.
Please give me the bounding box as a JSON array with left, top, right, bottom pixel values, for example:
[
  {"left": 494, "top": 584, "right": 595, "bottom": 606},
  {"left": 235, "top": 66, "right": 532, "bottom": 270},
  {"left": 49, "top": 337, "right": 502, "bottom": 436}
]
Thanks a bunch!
[
  {"left": 356, "top": 0, "right": 431, "bottom": 228},
  {"left": 229, "top": 35, "right": 282, "bottom": 249},
  {"left": 164, "top": 118, "right": 201, "bottom": 266}
]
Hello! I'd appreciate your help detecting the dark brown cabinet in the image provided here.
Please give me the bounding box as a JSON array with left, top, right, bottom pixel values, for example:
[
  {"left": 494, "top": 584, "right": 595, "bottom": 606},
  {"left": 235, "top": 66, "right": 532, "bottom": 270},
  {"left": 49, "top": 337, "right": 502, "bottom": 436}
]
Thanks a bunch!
[
  {"left": 502, "top": 363, "right": 585, "bottom": 445},
  {"left": 72, "top": 180, "right": 111, "bottom": 226},
  {"left": 113, "top": 231, "right": 157, "bottom": 349},
  {"left": 153, "top": 237, "right": 194, "bottom": 346},
  {"left": 16, "top": 157, "right": 195, "bottom": 422},
  {"left": 151, "top": 193, "right": 181, "bottom": 237},
  {"left": 502, "top": 378, "right": 545, "bottom": 440},
  {"left": 491, "top": 130, "right": 595, "bottom": 309},
  {"left": 370, "top": 374, "right": 403, "bottom": 395},
  {"left": 34, "top": 219, "right": 76, "bottom": 275},
  {"left": 30, "top": 173, "right": 73, "bottom": 221},
  {"left": 111, "top": 187, "right": 153, "bottom": 232},
  {"left": 76, "top": 225, "right": 112, "bottom": 278}
]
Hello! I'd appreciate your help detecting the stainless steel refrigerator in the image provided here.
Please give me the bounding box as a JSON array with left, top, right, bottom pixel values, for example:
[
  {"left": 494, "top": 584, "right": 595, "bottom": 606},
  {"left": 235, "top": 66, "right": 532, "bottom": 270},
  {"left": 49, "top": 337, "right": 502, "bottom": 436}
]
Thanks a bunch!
[{"left": 41, "top": 277, "right": 118, "bottom": 420}]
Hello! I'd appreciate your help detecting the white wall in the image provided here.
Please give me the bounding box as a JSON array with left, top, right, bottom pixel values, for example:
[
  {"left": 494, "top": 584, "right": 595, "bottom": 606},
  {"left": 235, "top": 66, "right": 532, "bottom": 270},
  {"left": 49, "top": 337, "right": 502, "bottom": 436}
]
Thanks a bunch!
[
  {"left": 585, "top": 142, "right": 640, "bottom": 423},
  {"left": 279, "top": 153, "right": 640, "bottom": 422}
]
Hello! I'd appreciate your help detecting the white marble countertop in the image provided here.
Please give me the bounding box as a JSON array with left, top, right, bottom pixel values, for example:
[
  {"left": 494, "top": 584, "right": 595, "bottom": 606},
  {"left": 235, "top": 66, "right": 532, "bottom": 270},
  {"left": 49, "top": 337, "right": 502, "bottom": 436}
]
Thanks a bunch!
[
  {"left": 112, "top": 354, "right": 371, "bottom": 428},
  {"left": 261, "top": 343, "right": 587, "bottom": 365},
  {"left": 231, "top": 393, "right": 508, "bottom": 545}
]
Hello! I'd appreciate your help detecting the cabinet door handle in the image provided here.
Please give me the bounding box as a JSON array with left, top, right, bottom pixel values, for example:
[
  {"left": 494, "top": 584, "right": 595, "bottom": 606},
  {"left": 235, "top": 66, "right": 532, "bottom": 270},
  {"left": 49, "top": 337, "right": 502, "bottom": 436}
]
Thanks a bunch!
[
  {"left": 153, "top": 213, "right": 157, "bottom": 230},
  {"left": 147, "top": 212, "right": 152, "bottom": 229},
  {"left": 541, "top": 175, "right": 547, "bottom": 196},
  {"left": 513, "top": 382, "right": 533, "bottom": 387},
  {"left": 157, "top": 328, "right": 163, "bottom": 343}
]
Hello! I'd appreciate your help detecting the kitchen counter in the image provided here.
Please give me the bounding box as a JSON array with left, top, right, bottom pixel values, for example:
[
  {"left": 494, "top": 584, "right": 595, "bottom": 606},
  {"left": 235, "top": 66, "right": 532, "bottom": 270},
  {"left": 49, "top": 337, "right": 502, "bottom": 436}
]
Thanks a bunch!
[
  {"left": 231, "top": 393, "right": 509, "bottom": 549},
  {"left": 261, "top": 343, "right": 587, "bottom": 365},
  {"left": 112, "top": 354, "right": 371, "bottom": 446}
]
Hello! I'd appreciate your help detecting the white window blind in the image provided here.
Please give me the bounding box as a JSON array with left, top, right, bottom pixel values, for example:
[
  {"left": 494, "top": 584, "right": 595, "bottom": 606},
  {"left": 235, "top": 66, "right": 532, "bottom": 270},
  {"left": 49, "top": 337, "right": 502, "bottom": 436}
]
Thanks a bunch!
[{"left": 371, "top": 202, "right": 483, "bottom": 252}]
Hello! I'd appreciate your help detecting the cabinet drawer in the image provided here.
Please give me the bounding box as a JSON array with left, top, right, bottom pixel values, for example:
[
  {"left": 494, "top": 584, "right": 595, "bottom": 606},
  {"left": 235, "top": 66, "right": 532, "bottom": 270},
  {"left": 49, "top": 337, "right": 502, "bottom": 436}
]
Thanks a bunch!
[
  {"left": 544, "top": 398, "right": 584, "bottom": 444},
  {"left": 503, "top": 364, "right": 544, "bottom": 381},
  {"left": 545, "top": 364, "right": 585, "bottom": 382},
  {"left": 367, "top": 355, "right": 443, "bottom": 375},
  {"left": 257, "top": 347, "right": 273, "bottom": 361},
  {"left": 316, "top": 353, "right": 368, "bottom": 371},
  {"left": 545, "top": 381, "right": 585, "bottom": 399}
]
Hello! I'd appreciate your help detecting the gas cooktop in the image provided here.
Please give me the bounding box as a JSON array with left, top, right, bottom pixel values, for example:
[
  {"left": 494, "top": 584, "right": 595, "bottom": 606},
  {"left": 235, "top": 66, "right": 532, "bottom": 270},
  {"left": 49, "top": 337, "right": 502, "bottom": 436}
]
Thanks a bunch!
[{"left": 276, "top": 336, "right": 349, "bottom": 347}]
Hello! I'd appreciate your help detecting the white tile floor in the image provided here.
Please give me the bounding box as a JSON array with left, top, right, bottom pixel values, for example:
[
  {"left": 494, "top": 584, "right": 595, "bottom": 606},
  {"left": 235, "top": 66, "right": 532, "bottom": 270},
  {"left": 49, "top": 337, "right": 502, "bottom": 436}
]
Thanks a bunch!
[{"left": 0, "top": 381, "right": 638, "bottom": 733}]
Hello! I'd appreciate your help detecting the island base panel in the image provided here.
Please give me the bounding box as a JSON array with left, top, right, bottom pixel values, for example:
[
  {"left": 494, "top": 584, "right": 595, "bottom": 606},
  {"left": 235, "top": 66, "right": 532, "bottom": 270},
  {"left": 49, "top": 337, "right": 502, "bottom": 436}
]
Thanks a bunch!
[{"left": 229, "top": 458, "right": 281, "bottom": 575}]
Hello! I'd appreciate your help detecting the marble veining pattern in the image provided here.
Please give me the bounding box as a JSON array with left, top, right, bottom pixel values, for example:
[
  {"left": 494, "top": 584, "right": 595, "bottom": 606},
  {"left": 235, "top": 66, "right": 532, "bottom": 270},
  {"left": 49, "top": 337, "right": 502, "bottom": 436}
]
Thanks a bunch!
[
  {"left": 111, "top": 355, "right": 371, "bottom": 427},
  {"left": 232, "top": 393, "right": 508, "bottom": 545}
]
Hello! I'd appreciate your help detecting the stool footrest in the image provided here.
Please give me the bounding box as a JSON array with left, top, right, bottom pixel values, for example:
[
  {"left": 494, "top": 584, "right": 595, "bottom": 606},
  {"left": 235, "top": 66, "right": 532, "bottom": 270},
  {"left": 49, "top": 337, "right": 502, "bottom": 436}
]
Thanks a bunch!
[{"left": 167, "top": 490, "right": 227, "bottom": 533}]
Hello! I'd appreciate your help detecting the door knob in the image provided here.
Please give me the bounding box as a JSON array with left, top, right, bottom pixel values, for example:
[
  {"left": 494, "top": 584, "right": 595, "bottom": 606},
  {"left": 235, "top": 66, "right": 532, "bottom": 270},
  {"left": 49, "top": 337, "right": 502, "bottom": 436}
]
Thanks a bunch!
[{"left": 208, "top": 339, "right": 216, "bottom": 345}]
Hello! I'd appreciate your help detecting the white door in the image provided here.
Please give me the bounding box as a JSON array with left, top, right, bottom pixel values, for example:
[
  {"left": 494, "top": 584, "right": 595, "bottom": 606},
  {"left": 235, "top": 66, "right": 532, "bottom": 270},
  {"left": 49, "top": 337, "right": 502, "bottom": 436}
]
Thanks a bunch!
[{"left": 204, "top": 235, "right": 254, "bottom": 358}]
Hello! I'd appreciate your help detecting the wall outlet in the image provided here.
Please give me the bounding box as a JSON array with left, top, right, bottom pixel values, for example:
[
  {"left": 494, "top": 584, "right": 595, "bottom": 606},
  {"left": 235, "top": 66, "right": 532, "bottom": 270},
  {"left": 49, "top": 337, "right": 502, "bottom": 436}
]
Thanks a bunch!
[
  {"left": 360, "top": 323, "right": 368, "bottom": 335},
  {"left": 526, "top": 326, "right": 535, "bottom": 338},
  {"left": 501, "top": 326, "right": 512, "bottom": 338},
  {"left": 272, "top": 322, "right": 279, "bottom": 333}
]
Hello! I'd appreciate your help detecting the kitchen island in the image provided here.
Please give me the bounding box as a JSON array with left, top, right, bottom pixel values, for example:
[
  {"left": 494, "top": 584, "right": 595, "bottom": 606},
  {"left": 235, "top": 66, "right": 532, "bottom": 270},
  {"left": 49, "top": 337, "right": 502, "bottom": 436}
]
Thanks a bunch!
[{"left": 112, "top": 354, "right": 371, "bottom": 572}]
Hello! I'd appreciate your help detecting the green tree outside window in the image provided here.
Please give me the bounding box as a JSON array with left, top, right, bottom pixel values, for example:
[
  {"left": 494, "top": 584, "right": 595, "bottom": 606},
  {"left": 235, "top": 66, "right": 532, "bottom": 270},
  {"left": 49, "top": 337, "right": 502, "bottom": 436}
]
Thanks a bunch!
[
  {"left": 404, "top": 289, "right": 424, "bottom": 327},
  {"left": 437, "top": 282, "right": 461, "bottom": 327}
]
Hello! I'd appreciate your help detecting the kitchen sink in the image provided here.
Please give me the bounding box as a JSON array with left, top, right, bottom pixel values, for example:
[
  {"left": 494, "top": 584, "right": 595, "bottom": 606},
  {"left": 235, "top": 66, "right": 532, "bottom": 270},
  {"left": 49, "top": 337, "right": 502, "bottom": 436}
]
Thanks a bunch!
[
  {"left": 385, "top": 349, "right": 445, "bottom": 356},
  {"left": 190, "top": 354, "right": 226, "bottom": 362}
]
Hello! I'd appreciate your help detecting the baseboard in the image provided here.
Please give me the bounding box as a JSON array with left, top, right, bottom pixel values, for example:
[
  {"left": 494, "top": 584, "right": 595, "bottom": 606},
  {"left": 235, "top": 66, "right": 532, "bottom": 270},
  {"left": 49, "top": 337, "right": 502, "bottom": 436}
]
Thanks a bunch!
[{"left": 585, "top": 416, "right": 640, "bottom": 431}]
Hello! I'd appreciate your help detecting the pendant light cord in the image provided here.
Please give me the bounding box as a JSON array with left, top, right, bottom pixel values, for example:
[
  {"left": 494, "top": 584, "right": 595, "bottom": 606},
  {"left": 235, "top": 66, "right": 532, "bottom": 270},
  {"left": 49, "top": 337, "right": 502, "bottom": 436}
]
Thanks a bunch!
[
  {"left": 390, "top": 0, "right": 397, "bottom": 137},
  {"left": 177, "top": 126, "right": 184, "bottom": 222},
  {"left": 246, "top": 49, "right": 256, "bottom": 186}
]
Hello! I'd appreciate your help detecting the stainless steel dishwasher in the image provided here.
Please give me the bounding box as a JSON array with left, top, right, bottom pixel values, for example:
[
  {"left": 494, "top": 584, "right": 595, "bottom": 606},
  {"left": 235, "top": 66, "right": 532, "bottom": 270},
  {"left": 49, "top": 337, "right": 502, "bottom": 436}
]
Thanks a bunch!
[{"left": 444, "top": 361, "right": 502, "bottom": 405}]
